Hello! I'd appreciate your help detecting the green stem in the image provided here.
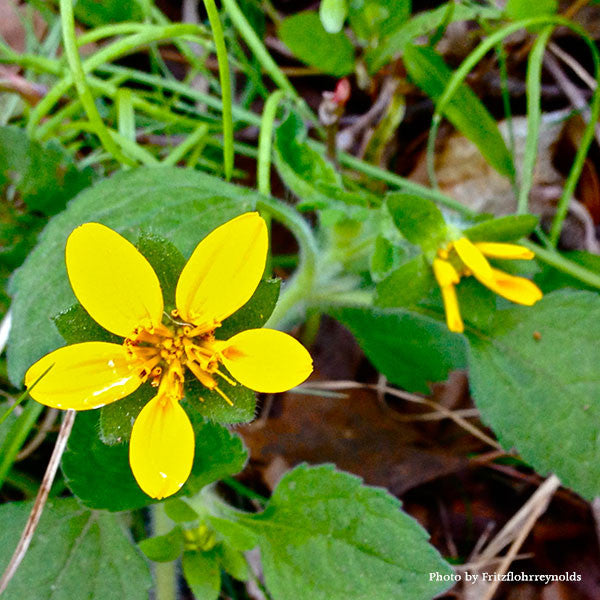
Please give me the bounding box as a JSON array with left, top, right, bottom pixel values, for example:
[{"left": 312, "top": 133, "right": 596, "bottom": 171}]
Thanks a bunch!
[
  {"left": 221, "top": 0, "right": 295, "bottom": 95},
  {"left": 162, "top": 124, "right": 209, "bottom": 166},
  {"left": 333, "top": 146, "right": 477, "bottom": 217},
  {"left": 223, "top": 476, "right": 268, "bottom": 504},
  {"left": 518, "top": 26, "right": 553, "bottom": 214},
  {"left": 257, "top": 90, "right": 285, "bottom": 196},
  {"left": 202, "top": 0, "right": 234, "bottom": 181},
  {"left": 28, "top": 24, "right": 210, "bottom": 135},
  {"left": 0, "top": 401, "right": 44, "bottom": 490},
  {"left": 100, "top": 65, "right": 262, "bottom": 126},
  {"left": 258, "top": 197, "right": 318, "bottom": 328},
  {"left": 496, "top": 40, "right": 518, "bottom": 198},
  {"left": 151, "top": 504, "right": 177, "bottom": 600},
  {"left": 116, "top": 87, "right": 136, "bottom": 142},
  {"left": 59, "top": 0, "right": 135, "bottom": 165},
  {"left": 427, "top": 14, "right": 600, "bottom": 236},
  {"left": 524, "top": 241, "right": 600, "bottom": 289}
]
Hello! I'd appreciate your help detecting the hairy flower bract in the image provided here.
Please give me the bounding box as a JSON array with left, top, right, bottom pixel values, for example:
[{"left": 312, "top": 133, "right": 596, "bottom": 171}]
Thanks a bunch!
[{"left": 25, "top": 213, "right": 313, "bottom": 499}]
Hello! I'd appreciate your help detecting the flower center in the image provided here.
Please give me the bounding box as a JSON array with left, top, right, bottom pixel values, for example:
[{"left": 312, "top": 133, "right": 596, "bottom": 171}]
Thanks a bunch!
[
  {"left": 437, "top": 244, "right": 472, "bottom": 278},
  {"left": 123, "top": 320, "right": 234, "bottom": 406}
]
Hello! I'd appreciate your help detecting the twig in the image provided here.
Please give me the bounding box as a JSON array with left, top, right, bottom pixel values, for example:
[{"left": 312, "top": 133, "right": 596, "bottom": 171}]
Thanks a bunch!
[
  {"left": 590, "top": 497, "right": 600, "bottom": 552},
  {"left": 298, "top": 380, "right": 502, "bottom": 450},
  {"left": 393, "top": 408, "right": 480, "bottom": 422},
  {"left": 466, "top": 474, "right": 561, "bottom": 600},
  {"left": 0, "top": 410, "right": 76, "bottom": 595},
  {"left": 543, "top": 51, "right": 600, "bottom": 146},
  {"left": 549, "top": 42, "right": 597, "bottom": 91},
  {"left": 336, "top": 77, "right": 399, "bottom": 152},
  {"left": 562, "top": 0, "right": 592, "bottom": 19},
  {"left": 15, "top": 408, "right": 59, "bottom": 461},
  {"left": 0, "top": 310, "right": 12, "bottom": 356},
  {"left": 456, "top": 552, "right": 534, "bottom": 572}
]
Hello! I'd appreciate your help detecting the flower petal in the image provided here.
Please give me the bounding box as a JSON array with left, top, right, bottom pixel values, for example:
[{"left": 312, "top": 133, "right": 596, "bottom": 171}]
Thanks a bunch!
[
  {"left": 175, "top": 213, "right": 267, "bottom": 327},
  {"left": 24, "top": 342, "right": 142, "bottom": 410},
  {"left": 433, "top": 258, "right": 460, "bottom": 287},
  {"left": 440, "top": 284, "right": 464, "bottom": 333},
  {"left": 486, "top": 268, "right": 543, "bottom": 306},
  {"left": 220, "top": 328, "right": 313, "bottom": 393},
  {"left": 474, "top": 242, "right": 535, "bottom": 260},
  {"left": 66, "top": 223, "right": 163, "bottom": 337},
  {"left": 453, "top": 237, "right": 494, "bottom": 284},
  {"left": 129, "top": 395, "right": 195, "bottom": 499}
]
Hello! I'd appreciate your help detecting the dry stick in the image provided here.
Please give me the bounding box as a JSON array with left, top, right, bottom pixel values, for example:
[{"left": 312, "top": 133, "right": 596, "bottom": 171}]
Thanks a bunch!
[
  {"left": 16, "top": 408, "right": 59, "bottom": 461},
  {"left": 298, "top": 380, "right": 502, "bottom": 450},
  {"left": 0, "top": 409, "right": 76, "bottom": 595},
  {"left": 549, "top": 42, "right": 597, "bottom": 91},
  {"left": 468, "top": 474, "right": 561, "bottom": 600},
  {"left": 562, "top": 0, "right": 592, "bottom": 19},
  {"left": 590, "top": 497, "right": 600, "bottom": 552},
  {"left": 543, "top": 51, "right": 600, "bottom": 146}
]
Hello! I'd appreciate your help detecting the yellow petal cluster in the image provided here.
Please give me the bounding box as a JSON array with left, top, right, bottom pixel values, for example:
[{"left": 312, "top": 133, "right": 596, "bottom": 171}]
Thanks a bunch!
[
  {"left": 433, "top": 237, "right": 542, "bottom": 333},
  {"left": 25, "top": 213, "right": 313, "bottom": 499}
]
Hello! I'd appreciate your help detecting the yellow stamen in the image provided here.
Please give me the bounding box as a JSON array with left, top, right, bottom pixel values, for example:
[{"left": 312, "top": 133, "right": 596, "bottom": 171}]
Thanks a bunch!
[
  {"left": 213, "top": 386, "right": 234, "bottom": 406},
  {"left": 215, "top": 368, "right": 236, "bottom": 386}
]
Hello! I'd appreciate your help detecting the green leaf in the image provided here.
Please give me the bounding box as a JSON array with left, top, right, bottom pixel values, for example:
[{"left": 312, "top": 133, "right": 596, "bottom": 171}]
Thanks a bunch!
[
  {"left": 53, "top": 303, "right": 120, "bottom": 345},
  {"left": 7, "top": 166, "right": 260, "bottom": 385},
  {"left": 182, "top": 406, "right": 249, "bottom": 496},
  {"left": 387, "top": 193, "right": 447, "bottom": 253},
  {"left": 505, "top": 0, "right": 557, "bottom": 21},
  {"left": 462, "top": 214, "right": 539, "bottom": 242},
  {"left": 370, "top": 234, "right": 405, "bottom": 282},
  {"left": 139, "top": 526, "right": 185, "bottom": 562},
  {"left": 182, "top": 550, "right": 221, "bottom": 600},
  {"left": 164, "top": 498, "right": 200, "bottom": 523},
  {"left": 72, "top": 0, "right": 143, "bottom": 27},
  {"left": 375, "top": 255, "right": 435, "bottom": 308},
  {"left": 320, "top": 0, "right": 348, "bottom": 33},
  {"left": 0, "top": 126, "right": 94, "bottom": 217},
  {"left": 183, "top": 375, "right": 257, "bottom": 424},
  {"left": 278, "top": 11, "right": 355, "bottom": 77},
  {"left": 246, "top": 464, "right": 454, "bottom": 600},
  {"left": 216, "top": 279, "right": 281, "bottom": 339},
  {"left": 366, "top": 2, "right": 501, "bottom": 73},
  {"left": 136, "top": 232, "right": 186, "bottom": 313},
  {"left": 0, "top": 498, "right": 151, "bottom": 600},
  {"left": 329, "top": 305, "right": 466, "bottom": 393},
  {"left": 216, "top": 543, "right": 249, "bottom": 581},
  {"left": 348, "top": 0, "right": 410, "bottom": 42},
  {"left": 467, "top": 290, "right": 600, "bottom": 499},
  {"left": 99, "top": 386, "right": 154, "bottom": 445},
  {"left": 403, "top": 44, "right": 514, "bottom": 177},
  {"left": 62, "top": 410, "right": 248, "bottom": 511},
  {"left": 274, "top": 111, "right": 341, "bottom": 207},
  {"left": 205, "top": 515, "right": 259, "bottom": 551}
]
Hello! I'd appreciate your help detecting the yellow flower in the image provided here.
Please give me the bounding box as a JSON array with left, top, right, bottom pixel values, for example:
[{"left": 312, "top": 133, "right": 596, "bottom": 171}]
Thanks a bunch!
[
  {"left": 433, "top": 237, "right": 543, "bottom": 333},
  {"left": 25, "top": 213, "right": 313, "bottom": 499}
]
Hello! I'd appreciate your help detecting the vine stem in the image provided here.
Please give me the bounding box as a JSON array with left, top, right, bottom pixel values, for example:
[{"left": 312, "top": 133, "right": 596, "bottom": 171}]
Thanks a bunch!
[
  {"left": 258, "top": 197, "right": 318, "bottom": 328},
  {"left": 0, "top": 410, "right": 76, "bottom": 595}
]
